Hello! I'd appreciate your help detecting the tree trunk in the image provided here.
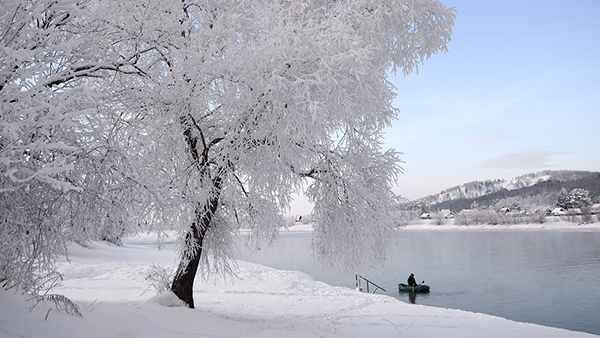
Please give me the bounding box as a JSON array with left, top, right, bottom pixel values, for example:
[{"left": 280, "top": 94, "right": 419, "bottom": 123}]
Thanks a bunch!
[{"left": 171, "top": 179, "right": 221, "bottom": 308}]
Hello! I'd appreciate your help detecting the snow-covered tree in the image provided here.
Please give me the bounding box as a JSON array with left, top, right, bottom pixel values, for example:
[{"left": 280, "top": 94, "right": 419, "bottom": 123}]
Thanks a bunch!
[
  {"left": 556, "top": 188, "right": 569, "bottom": 209},
  {"left": 407, "top": 199, "right": 430, "bottom": 214},
  {"left": 2, "top": 0, "right": 455, "bottom": 308},
  {"left": 556, "top": 188, "right": 592, "bottom": 209},
  {"left": 0, "top": 0, "right": 94, "bottom": 291},
  {"left": 0, "top": 0, "right": 152, "bottom": 291},
  {"left": 89, "top": 0, "right": 454, "bottom": 308},
  {"left": 104, "top": 0, "right": 455, "bottom": 308}
]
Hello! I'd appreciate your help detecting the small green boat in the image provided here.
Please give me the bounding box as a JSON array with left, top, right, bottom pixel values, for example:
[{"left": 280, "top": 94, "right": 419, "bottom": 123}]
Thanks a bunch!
[{"left": 398, "top": 283, "right": 430, "bottom": 293}]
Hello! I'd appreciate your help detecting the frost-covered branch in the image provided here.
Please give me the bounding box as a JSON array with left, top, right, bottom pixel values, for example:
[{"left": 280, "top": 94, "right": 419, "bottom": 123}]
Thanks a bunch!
[{"left": 42, "top": 61, "right": 147, "bottom": 88}]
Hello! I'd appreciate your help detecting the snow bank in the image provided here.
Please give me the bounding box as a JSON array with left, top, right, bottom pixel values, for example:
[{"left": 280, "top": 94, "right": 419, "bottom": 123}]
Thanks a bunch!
[
  {"left": 147, "top": 291, "right": 187, "bottom": 308},
  {"left": 1, "top": 236, "right": 597, "bottom": 338}
]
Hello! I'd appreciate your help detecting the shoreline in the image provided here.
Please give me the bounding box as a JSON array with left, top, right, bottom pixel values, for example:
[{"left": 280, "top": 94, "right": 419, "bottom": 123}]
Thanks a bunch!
[{"left": 283, "top": 219, "right": 600, "bottom": 232}]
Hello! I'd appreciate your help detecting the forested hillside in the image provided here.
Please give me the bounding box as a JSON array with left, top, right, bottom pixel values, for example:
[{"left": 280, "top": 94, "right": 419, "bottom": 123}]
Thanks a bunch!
[{"left": 415, "top": 171, "right": 600, "bottom": 212}]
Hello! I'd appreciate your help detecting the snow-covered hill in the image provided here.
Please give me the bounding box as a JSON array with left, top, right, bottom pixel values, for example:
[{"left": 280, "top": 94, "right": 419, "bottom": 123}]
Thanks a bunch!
[{"left": 418, "top": 170, "right": 597, "bottom": 206}]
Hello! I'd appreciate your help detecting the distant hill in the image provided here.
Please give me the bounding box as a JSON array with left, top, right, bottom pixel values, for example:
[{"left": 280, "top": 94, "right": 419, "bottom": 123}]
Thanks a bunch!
[{"left": 413, "top": 170, "right": 600, "bottom": 212}]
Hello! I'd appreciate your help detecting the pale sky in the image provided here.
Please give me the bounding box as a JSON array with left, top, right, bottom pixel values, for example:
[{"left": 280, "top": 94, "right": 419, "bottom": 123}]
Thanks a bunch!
[
  {"left": 290, "top": 0, "right": 600, "bottom": 215},
  {"left": 388, "top": 0, "right": 600, "bottom": 200}
]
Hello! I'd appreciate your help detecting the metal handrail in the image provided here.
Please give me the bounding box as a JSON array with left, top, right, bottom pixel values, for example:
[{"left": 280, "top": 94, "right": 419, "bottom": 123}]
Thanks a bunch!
[{"left": 355, "top": 274, "right": 386, "bottom": 294}]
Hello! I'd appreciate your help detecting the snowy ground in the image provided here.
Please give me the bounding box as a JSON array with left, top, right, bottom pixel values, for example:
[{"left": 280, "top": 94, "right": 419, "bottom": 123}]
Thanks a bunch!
[{"left": 1, "top": 222, "right": 598, "bottom": 338}]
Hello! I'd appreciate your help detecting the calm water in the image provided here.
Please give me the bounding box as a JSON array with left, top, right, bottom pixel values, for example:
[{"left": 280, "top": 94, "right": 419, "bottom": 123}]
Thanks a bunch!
[{"left": 234, "top": 230, "right": 600, "bottom": 335}]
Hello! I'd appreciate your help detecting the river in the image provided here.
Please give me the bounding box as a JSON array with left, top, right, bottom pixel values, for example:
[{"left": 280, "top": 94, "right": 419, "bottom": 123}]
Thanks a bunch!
[{"left": 234, "top": 229, "right": 600, "bottom": 335}]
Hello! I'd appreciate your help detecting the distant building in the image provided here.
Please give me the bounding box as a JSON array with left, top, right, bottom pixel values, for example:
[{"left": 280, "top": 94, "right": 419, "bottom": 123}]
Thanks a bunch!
[
  {"left": 550, "top": 207, "right": 566, "bottom": 216},
  {"left": 420, "top": 213, "right": 431, "bottom": 220},
  {"left": 499, "top": 207, "right": 511, "bottom": 214}
]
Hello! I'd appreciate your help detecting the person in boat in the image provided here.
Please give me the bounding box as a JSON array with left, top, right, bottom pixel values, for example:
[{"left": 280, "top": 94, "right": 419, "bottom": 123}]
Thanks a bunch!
[{"left": 407, "top": 273, "right": 418, "bottom": 287}]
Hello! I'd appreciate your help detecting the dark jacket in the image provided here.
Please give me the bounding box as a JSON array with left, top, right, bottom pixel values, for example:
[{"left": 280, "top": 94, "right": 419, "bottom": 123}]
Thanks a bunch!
[{"left": 407, "top": 275, "right": 418, "bottom": 286}]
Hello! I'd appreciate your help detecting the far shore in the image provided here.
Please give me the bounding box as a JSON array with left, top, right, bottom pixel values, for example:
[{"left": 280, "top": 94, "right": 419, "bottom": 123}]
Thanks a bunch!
[{"left": 283, "top": 218, "right": 600, "bottom": 232}]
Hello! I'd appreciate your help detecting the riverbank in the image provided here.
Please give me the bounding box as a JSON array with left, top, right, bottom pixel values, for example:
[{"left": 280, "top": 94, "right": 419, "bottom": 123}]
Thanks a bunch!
[
  {"left": 285, "top": 218, "right": 600, "bottom": 232},
  {"left": 1, "top": 232, "right": 597, "bottom": 338}
]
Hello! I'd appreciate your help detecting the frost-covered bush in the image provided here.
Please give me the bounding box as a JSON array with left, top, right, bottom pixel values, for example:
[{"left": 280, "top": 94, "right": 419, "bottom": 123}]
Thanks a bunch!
[
  {"left": 497, "top": 211, "right": 520, "bottom": 225},
  {"left": 30, "top": 294, "right": 82, "bottom": 317},
  {"left": 532, "top": 210, "right": 547, "bottom": 224},
  {"left": 453, "top": 207, "right": 551, "bottom": 226},
  {"left": 482, "top": 209, "right": 499, "bottom": 225},
  {"left": 461, "top": 209, "right": 499, "bottom": 225},
  {"left": 580, "top": 207, "right": 594, "bottom": 224},
  {"left": 432, "top": 212, "right": 446, "bottom": 225},
  {"left": 454, "top": 211, "right": 471, "bottom": 226},
  {"left": 145, "top": 264, "right": 173, "bottom": 295},
  {"left": 395, "top": 211, "right": 422, "bottom": 226}
]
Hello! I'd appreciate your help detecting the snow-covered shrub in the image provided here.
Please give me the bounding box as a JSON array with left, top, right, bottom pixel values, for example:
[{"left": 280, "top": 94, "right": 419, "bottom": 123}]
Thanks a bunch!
[
  {"left": 30, "top": 294, "right": 82, "bottom": 317},
  {"left": 395, "top": 211, "right": 422, "bottom": 226},
  {"left": 145, "top": 264, "right": 173, "bottom": 295},
  {"left": 464, "top": 209, "right": 498, "bottom": 225},
  {"left": 432, "top": 212, "right": 446, "bottom": 225},
  {"left": 455, "top": 211, "right": 471, "bottom": 226},
  {"left": 532, "top": 210, "right": 547, "bottom": 224},
  {"left": 482, "top": 209, "right": 499, "bottom": 225},
  {"left": 580, "top": 207, "right": 593, "bottom": 224},
  {"left": 497, "top": 211, "right": 519, "bottom": 225}
]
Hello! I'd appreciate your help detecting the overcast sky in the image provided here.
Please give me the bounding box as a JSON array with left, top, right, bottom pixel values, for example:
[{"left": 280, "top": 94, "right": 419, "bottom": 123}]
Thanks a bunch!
[{"left": 290, "top": 0, "right": 600, "bottom": 215}]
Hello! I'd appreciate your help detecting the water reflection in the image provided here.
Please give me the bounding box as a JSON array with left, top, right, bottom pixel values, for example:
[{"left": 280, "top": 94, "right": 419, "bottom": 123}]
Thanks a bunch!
[
  {"left": 400, "top": 289, "right": 431, "bottom": 304},
  {"left": 408, "top": 291, "right": 416, "bottom": 304}
]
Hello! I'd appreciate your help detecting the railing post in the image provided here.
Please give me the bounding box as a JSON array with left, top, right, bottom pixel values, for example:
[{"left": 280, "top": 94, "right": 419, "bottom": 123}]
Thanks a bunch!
[{"left": 355, "top": 275, "right": 386, "bottom": 294}]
